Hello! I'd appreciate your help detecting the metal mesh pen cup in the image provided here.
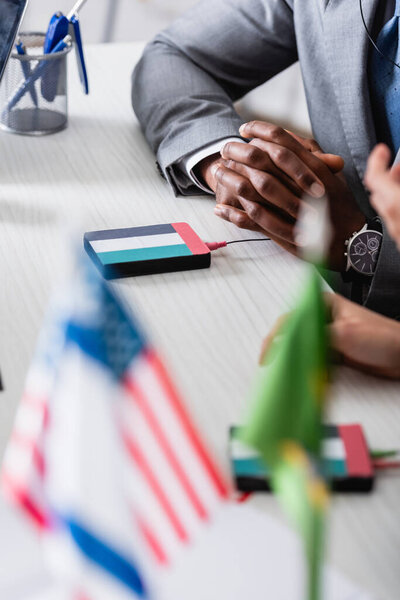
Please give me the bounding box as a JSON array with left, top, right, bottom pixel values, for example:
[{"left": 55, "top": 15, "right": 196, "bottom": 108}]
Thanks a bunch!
[{"left": 0, "top": 33, "right": 72, "bottom": 136}]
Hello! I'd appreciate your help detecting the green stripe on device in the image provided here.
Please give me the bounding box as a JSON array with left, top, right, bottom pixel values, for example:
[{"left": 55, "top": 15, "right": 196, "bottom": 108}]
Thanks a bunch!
[{"left": 97, "top": 244, "right": 192, "bottom": 265}]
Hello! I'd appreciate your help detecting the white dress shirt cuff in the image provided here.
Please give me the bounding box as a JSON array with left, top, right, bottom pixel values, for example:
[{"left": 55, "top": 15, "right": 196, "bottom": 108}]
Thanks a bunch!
[{"left": 182, "top": 137, "right": 246, "bottom": 194}]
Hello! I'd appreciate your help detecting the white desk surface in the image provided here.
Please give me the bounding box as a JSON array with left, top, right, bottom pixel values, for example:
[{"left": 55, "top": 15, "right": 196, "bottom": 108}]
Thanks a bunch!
[{"left": 0, "top": 42, "right": 399, "bottom": 600}]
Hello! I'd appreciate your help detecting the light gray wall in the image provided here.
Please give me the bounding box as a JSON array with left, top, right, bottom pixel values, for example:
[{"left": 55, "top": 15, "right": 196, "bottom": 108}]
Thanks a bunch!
[
  {"left": 21, "top": 0, "right": 197, "bottom": 43},
  {"left": 21, "top": 0, "right": 311, "bottom": 134}
]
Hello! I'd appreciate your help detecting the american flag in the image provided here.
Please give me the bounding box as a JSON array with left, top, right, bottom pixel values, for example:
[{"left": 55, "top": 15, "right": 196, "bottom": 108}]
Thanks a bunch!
[{"left": 2, "top": 251, "right": 230, "bottom": 598}]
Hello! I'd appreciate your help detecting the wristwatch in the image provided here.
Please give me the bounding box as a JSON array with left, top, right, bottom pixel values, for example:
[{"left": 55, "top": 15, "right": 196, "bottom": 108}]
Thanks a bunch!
[{"left": 344, "top": 220, "right": 383, "bottom": 277}]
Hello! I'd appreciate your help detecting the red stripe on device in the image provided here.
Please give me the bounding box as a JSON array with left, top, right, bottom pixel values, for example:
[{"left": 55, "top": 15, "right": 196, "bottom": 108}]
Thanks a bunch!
[
  {"left": 172, "top": 222, "right": 210, "bottom": 255},
  {"left": 339, "top": 424, "right": 372, "bottom": 477}
]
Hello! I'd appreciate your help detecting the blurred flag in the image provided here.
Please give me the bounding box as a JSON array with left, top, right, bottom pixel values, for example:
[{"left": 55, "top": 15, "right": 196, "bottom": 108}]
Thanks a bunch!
[
  {"left": 242, "top": 268, "right": 329, "bottom": 460},
  {"left": 294, "top": 195, "right": 332, "bottom": 266},
  {"left": 273, "top": 443, "right": 329, "bottom": 600},
  {"left": 2, "top": 250, "right": 229, "bottom": 599},
  {"left": 240, "top": 264, "right": 331, "bottom": 600}
]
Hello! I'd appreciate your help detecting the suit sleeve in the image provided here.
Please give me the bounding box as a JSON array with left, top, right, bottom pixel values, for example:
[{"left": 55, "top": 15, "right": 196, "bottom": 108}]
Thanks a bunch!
[
  {"left": 131, "top": 0, "right": 298, "bottom": 195},
  {"left": 364, "top": 223, "right": 400, "bottom": 319}
]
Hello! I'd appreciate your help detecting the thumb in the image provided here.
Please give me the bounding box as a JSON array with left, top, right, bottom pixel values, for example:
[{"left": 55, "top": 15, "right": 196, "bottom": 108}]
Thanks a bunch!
[
  {"left": 259, "top": 313, "right": 289, "bottom": 364},
  {"left": 285, "top": 129, "right": 344, "bottom": 173},
  {"left": 391, "top": 163, "right": 400, "bottom": 184},
  {"left": 313, "top": 151, "right": 345, "bottom": 173}
]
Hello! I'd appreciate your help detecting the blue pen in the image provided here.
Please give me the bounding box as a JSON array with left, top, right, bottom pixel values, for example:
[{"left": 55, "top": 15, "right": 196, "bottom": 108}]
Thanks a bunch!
[
  {"left": 4, "top": 35, "right": 72, "bottom": 114},
  {"left": 15, "top": 38, "right": 39, "bottom": 107},
  {"left": 42, "top": 0, "right": 89, "bottom": 101},
  {"left": 70, "top": 14, "right": 89, "bottom": 94}
]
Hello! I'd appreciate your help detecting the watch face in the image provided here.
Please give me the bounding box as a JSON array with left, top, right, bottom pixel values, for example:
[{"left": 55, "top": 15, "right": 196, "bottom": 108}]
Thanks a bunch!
[{"left": 348, "top": 230, "right": 383, "bottom": 275}]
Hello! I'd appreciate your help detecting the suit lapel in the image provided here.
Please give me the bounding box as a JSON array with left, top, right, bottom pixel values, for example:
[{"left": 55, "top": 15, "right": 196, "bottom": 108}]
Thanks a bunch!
[{"left": 323, "top": 0, "right": 379, "bottom": 182}]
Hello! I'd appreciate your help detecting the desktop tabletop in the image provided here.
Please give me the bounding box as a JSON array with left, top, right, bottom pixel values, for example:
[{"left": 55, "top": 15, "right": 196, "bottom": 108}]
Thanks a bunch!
[{"left": 0, "top": 42, "right": 399, "bottom": 600}]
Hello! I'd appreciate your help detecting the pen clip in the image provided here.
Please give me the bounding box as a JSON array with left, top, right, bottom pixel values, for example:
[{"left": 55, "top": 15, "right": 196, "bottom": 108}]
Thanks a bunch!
[
  {"left": 43, "top": 12, "right": 69, "bottom": 54},
  {"left": 15, "top": 37, "right": 25, "bottom": 53},
  {"left": 69, "top": 15, "right": 89, "bottom": 94}
]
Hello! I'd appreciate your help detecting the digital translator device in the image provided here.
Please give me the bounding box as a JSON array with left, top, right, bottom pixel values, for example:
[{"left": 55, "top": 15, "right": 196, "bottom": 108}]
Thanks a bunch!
[{"left": 84, "top": 223, "right": 212, "bottom": 279}]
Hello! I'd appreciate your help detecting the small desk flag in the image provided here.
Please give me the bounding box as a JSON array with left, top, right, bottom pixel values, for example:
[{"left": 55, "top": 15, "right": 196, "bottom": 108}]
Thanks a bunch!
[
  {"left": 2, "top": 249, "right": 229, "bottom": 599},
  {"left": 240, "top": 267, "right": 330, "bottom": 600}
]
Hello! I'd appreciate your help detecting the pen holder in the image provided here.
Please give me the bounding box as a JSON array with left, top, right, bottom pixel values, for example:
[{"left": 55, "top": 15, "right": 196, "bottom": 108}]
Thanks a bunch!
[{"left": 0, "top": 33, "right": 72, "bottom": 136}]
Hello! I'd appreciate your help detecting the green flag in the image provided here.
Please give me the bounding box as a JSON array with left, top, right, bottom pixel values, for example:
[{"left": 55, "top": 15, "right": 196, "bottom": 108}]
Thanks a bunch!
[
  {"left": 274, "top": 442, "right": 329, "bottom": 600},
  {"left": 240, "top": 267, "right": 330, "bottom": 600}
]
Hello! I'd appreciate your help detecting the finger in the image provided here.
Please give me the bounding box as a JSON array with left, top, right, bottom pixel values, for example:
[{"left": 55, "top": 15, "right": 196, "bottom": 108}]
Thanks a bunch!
[
  {"left": 221, "top": 142, "right": 274, "bottom": 170},
  {"left": 223, "top": 139, "right": 325, "bottom": 198},
  {"left": 314, "top": 152, "right": 344, "bottom": 173},
  {"left": 285, "top": 130, "right": 322, "bottom": 153},
  {"left": 215, "top": 163, "right": 301, "bottom": 229},
  {"left": 272, "top": 129, "right": 344, "bottom": 174},
  {"left": 214, "top": 203, "right": 298, "bottom": 255},
  {"left": 244, "top": 138, "right": 325, "bottom": 198},
  {"left": 214, "top": 164, "right": 267, "bottom": 206},
  {"left": 240, "top": 121, "right": 297, "bottom": 143},
  {"left": 365, "top": 144, "right": 391, "bottom": 188},
  {"left": 273, "top": 130, "right": 344, "bottom": 175},
  {"left": 283, "top": 131, "right": 344, "bottom": 173},
  {"left": 221, "top": 142, "right": 303, "bottom": 196},
  {"left": 214, "top": 203, "right": 265, "bottom": 232},
  {"left": 224, "top": 160, "right": 302, "bottom": 220},
  {"left": 370, "top": 189, "right": 400, "bottom": 247},
  {"left": 238, "top": 196, "right": 295, "bottom": 244},
  {"left": 215, "top": 180, "right": 244, "bottom": 209},
  {"left": 239, "top": 121, "right": 335, "bottom": 182},
  {"left": 369, "top": 179, "right": 400, "bottom": 225}
]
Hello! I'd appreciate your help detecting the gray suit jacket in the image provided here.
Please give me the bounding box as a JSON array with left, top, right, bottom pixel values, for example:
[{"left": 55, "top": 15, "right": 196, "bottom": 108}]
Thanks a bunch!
[{"left": 132, "top": 0, "right": 400, "bottom": 319}]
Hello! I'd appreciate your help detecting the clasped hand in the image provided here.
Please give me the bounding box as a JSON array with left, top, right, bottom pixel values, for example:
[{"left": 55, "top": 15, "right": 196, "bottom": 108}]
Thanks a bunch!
[{"left": 201, "top": 121, "right": 365, "bottom": 271}]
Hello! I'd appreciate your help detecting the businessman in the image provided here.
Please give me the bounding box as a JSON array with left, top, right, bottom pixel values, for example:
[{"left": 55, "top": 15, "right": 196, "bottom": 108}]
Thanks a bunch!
[{"left": 132, "top": 0, "right": 400, "bottom": 319}]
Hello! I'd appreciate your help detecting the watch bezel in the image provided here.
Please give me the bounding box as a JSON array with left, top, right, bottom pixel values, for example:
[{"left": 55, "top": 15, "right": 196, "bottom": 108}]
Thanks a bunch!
[{"left": 347, "top": 229, "right": 383, "bottom": 276}]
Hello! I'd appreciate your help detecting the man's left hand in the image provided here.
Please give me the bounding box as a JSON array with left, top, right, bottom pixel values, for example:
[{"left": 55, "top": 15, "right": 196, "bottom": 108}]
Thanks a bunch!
[
  {"left": 260, "top": 293, "right": 400, "bottom": 379},
  {"left": 328, "top": 293, "right": 400, "bottom": 379}
]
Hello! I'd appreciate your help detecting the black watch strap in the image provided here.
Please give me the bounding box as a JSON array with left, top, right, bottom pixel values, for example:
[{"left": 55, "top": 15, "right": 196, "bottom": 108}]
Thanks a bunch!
[{"left": 369, "top": 216, "right": 382, "bottom": 234}]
